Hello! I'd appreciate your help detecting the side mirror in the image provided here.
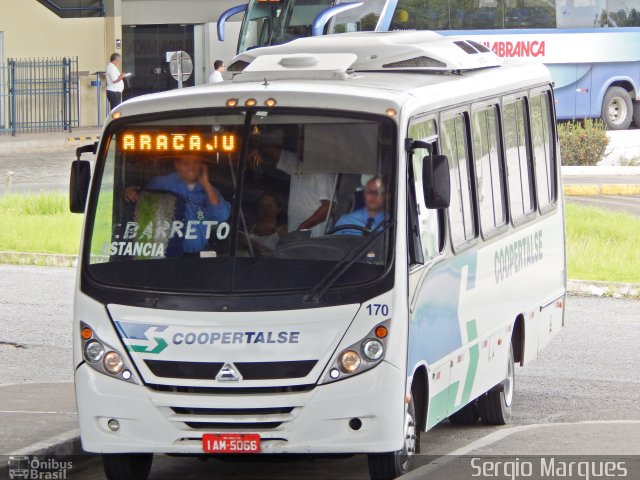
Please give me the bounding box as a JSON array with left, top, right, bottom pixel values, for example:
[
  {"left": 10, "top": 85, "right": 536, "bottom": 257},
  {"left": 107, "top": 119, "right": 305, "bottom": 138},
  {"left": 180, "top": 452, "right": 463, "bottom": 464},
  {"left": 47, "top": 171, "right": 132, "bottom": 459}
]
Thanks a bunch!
[
  {"left": 422, "top": 154, "right": 450, "bottom": 209},
  {"left": 69, "top": 143, "right": 96, "bottom": 213}
]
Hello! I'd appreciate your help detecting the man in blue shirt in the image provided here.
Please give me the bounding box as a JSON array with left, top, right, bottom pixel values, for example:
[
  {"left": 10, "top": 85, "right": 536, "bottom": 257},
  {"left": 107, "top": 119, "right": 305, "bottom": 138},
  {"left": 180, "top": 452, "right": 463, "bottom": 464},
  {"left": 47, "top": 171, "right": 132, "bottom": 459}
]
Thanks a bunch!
[
  {"left": 334, "top": 177, "right": 386, "bottom": 235},
  {"left": 125, "top": 156, "right": 231, "bottom": 253}
]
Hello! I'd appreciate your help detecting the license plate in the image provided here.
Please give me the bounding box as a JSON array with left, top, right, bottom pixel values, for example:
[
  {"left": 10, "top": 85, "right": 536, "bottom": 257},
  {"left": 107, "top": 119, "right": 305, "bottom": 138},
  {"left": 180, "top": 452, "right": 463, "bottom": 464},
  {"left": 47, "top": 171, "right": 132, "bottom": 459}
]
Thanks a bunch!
[{"left": 202, "top": 433, "right": 261, "bottom": 453}]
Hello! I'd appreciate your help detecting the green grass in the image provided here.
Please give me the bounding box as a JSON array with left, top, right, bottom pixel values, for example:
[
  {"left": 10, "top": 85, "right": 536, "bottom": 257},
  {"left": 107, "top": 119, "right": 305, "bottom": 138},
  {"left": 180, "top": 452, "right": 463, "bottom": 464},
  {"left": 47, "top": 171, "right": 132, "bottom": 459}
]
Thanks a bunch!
[
  {"left": 0, "top": 193, "right": 639, "bottom": 284},
  {"left": 565, "top": 202, "right": 640, "bottom": 284},
  {"left": 0, "top": 192, "right": 83, "bottom": 255}
]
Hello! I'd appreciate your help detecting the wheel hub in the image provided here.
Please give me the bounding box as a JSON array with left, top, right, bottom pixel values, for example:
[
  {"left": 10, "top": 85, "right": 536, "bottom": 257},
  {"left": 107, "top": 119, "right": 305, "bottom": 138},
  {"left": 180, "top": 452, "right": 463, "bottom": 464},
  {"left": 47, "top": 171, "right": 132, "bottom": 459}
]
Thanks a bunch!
[
  {"left": 504, "top": 352, "right": 515, "bottom": 407},
  {"left": 608, "top": 97, "right": 627, "bottom": 125},
  {"left": 399, "top": 413, "right": 417, "bottom": 470}
]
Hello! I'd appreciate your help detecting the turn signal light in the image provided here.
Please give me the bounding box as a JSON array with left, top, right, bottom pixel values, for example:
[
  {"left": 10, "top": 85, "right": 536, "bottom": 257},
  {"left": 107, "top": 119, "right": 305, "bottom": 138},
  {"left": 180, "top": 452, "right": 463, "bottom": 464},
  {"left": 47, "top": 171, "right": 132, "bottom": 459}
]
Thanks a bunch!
[
  {"left": 112, "top": 112, "right": 122, "bottom": 120},
  {"left": 264, "top": 98, "right": 277, "bottom": 107},
  {"left": 226, "top": 98, "right": 238, "bottom": 107},
  {"left": 375, "top": 325, "right": 388, "bottom": 338},
  {"left": 245, "top": 98, "right": 257, "bottom": 107},
  {"left": 81, "top": 327, "right": 93, "bottom": 340}
]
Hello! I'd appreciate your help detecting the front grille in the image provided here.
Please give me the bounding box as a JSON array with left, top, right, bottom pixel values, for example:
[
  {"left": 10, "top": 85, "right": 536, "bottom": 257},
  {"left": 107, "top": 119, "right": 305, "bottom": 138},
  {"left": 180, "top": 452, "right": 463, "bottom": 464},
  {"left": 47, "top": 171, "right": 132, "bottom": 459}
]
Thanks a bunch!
[
  {"left": 171, "top": 407, "right": 294, "bottom": 415},
  {"left": 236, "top": 361, "right": 317, "bottom": 380},
  {"left": 145, "top": 360, "right": 223, "bottom": 380},
  {"left": 167, "top": 406, "right": 296, "bottom": 432},
  {"left": 143, "top": 360, "right": 317, "bottom": 380},
  {"left": 147, "top": 384, "right": 315, "bottom": 394},
  {"left": 184, "top": 421, "right": 283, "bottom": 430}
]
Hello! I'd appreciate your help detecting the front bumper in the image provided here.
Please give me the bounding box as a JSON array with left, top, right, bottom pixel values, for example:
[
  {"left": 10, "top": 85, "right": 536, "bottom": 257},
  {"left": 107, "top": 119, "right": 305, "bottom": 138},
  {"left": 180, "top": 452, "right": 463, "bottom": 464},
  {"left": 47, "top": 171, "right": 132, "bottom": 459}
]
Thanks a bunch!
[{"left": 76, "top": 360, "right": 405, "bottom": 454}]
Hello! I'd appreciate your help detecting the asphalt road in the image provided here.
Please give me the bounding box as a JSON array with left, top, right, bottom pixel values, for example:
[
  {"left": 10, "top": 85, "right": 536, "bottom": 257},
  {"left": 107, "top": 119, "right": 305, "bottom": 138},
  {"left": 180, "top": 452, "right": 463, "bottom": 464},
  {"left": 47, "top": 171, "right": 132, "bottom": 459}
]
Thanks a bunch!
[
  {"left": 0, "top": 266, "right": 638, "bottom": 479},
  {"left": 565, "top": 195, "right": 640, "bottom": 218}
]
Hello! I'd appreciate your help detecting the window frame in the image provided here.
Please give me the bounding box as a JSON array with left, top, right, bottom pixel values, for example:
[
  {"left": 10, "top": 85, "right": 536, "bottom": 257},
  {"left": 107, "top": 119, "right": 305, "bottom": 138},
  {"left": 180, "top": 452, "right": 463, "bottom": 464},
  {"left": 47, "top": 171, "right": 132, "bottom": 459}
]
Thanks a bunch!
[
  {"left": 439, "top": 107, "right": 479, "bottom": 253},
  {"left": 501, "top": 94, "right": 538, "bottom": 227},
  {"left": 470, "top": 98, "right": 509, "bottom": 241},
  {"left": 529, "top": 87, "right": 558, "bottom": 215}
]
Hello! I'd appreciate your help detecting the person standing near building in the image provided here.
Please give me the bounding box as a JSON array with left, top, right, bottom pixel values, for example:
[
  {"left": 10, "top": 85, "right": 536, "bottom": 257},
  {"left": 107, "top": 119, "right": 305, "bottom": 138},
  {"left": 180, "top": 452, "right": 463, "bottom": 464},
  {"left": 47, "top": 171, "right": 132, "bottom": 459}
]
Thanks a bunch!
[
  {"left": 106, "top": 53, "right": 127, "bottom": 111},
  {"left": 208, "top": 60, "right": 225, "bottom": 84}
]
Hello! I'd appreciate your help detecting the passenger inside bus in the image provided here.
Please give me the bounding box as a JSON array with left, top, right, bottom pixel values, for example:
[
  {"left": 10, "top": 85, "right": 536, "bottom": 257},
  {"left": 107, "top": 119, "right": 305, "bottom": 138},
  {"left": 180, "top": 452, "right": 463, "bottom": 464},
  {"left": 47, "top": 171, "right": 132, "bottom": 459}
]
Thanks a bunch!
[
  {"left": 238, "top": 192, "right": 288, "bottom": 256},
  {"left": 123, "top": 156, "right": 231, "bottom": 254}
]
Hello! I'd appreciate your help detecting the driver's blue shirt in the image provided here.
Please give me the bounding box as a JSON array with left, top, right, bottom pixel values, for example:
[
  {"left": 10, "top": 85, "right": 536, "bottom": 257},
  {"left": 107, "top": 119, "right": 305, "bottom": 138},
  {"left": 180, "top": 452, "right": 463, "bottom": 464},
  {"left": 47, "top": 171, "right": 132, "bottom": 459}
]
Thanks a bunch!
[
  {"left": 147, "top": 173, "right": 231, "bottom": 253},
  {"left": 334, "top": 209, "right": 385, "bottom": 236}
]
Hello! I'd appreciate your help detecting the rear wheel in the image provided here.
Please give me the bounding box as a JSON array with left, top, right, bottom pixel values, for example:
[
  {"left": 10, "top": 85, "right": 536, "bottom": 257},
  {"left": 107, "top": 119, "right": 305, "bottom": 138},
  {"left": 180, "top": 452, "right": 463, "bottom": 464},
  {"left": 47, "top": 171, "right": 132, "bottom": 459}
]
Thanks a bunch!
[
  {"left": 478, "top": 344, "right": 514, "bottom": 425},
  {"left": 633, "top": 100, "right": 640, "bottom": 128},
  {"left": 448, "top": 401, "right": 480, "bottom": 426},
  {"left": 367, "top": 395, "right": 418, "bottom": 480},
  {"left": 602, "top": 86, "right": 633, "bottom": 130},
  {"left": 103, "top": 453, "right": 153, "bottom": 480}
]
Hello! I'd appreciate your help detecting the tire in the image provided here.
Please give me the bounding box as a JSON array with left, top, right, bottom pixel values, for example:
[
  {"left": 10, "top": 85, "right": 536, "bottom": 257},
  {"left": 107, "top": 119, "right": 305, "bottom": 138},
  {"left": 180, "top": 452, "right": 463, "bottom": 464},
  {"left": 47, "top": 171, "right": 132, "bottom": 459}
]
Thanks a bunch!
[
  {"left": 448, "top": 401, "right": 480, "bottom": 426},
  {"left": 367, "top": 395, "right": 419, "bottom": 480},
  {"left": 478, "top": 344, "right": 514, "bottom": 426},
  {"left": 633, "top": 100, "right": 640, "bottom": 128},
  {"left": 103, "top": 453, "right": 153, "bottom": 480},
  {"left": 602, "top": 86, "right": 633, "bottom": 130}
]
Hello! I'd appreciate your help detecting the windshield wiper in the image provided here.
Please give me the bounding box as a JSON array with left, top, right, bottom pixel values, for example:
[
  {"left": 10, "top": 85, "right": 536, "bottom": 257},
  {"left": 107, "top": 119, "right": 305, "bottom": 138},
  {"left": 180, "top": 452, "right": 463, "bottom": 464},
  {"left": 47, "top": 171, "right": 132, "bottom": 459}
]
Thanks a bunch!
[{"left": 303, "top": 221, "right": 394, "bottom": 304}]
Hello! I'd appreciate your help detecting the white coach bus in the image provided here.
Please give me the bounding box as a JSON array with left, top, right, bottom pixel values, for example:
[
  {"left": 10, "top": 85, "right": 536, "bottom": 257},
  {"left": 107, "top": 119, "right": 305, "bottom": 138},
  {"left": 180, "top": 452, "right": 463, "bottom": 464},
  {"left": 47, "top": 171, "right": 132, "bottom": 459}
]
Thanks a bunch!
[{"left": 69, "top": 31, "right": 565, "bottom": 480}]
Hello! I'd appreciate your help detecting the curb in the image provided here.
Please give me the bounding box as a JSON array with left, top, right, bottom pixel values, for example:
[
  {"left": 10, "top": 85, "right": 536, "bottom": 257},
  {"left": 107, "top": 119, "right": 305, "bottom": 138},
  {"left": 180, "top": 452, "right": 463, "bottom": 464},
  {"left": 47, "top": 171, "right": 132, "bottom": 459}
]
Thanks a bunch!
[{"left": 563, "top": 184, "right": 640, "bottom": 196}]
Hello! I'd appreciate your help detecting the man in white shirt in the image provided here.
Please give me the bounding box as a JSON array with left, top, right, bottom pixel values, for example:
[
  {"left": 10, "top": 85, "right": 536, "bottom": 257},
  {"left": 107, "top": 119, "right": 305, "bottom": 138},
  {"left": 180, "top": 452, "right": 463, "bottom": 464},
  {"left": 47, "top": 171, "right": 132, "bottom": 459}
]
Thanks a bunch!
[
  {"left": 106, "top": 53, "right": 127, "bottom": 111},
  {"left": 208, "top": 60, "right": 225, "bottom": 84}
]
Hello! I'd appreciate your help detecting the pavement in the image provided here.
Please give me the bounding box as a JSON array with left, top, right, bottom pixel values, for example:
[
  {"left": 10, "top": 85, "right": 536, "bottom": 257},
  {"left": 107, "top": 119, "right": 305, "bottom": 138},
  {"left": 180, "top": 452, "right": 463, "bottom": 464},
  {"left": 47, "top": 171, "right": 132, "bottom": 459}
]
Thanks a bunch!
[{"left": 0, "top": 128, "right": 639, "bottom": 477}]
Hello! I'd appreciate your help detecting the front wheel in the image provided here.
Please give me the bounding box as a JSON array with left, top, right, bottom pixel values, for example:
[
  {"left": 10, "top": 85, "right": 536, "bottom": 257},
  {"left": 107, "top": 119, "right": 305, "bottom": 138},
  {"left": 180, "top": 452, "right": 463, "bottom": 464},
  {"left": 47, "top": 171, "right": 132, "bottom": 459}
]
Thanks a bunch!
[
  {"left": 103, "top": 453, "right": 153, "bottom": 480},
  {"left": 602, "top": 86, "right": 633, "bottom": 130},
  {"left": 478, "top": 344, "right": 514, "bottom": 425},
  {"left": 368, "top": 396, "right": 418, "bottom": 480}
]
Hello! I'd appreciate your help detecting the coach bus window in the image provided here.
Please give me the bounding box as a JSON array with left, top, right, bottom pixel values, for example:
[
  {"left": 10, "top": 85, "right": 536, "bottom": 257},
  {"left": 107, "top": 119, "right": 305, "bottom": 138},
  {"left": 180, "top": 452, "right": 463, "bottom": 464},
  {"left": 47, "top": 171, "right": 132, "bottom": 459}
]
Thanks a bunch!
[
  {"left": 606, "top": 0, "right": 640, "bottom": 26},
  {"left": 472, "top": 105, "right": 507, "bottom": 235},
  {"left": 85, "top": 111, "right": 396, "bottom": 295},
  {"left": 530, "top": 91, "right": 556, "bottom": 210},
  {"left": 390, "top": 0, "right": 449, "bottom": 30},
  {"left": 409, "top": 118, "right": 442, "bottom": 258},
  {"left": 450, "top": 0, "right": 505, "bottom": 29},
  {"left": 503, "top": 99, "right": 535, "bottom": 221},
  {"left": 333, "top": 0, "right": 387, "bottom": 33},
  {"left": 556, "top": 0, "right": 606, "bottom": 27},
  {"left": 504, "top": 0, "right": 556, "bottom": 28},
  {"left": 441, "top": 113, "right": 477, "bottom": 246}
]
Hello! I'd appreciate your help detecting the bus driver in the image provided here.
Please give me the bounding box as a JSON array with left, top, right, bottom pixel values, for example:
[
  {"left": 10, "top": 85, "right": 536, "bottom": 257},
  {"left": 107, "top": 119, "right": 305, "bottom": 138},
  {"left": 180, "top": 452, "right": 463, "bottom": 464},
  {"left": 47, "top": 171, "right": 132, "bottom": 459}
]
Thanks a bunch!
[{"left": 334, "top": 177, "right": 387, "bottom": 235}]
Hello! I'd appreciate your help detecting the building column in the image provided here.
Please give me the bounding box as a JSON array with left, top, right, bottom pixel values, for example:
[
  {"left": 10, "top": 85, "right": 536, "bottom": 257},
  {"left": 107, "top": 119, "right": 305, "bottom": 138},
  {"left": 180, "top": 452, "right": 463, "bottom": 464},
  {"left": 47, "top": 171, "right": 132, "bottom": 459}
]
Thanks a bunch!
[{"left": 104, "top": 0, "right": 123, "bottom": 59}]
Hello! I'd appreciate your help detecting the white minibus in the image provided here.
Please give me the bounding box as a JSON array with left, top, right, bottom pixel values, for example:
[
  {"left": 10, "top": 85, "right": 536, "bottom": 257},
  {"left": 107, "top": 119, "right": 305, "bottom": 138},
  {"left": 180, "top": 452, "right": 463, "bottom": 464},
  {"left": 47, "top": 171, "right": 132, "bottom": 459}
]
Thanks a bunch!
[{"left": 70, "top": 31, "right": 565, "bottom": 480}]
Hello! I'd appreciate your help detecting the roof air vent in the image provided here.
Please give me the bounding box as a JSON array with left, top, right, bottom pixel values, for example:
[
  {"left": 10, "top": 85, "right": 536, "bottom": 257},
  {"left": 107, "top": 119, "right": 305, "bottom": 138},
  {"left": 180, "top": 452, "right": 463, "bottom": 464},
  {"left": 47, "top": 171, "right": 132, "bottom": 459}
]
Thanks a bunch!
[
  {"left": 467, "top": 40, "right": 491, "bottom": 53},
  {"left": 454, "top": 41, "right": 479, "bottom": 54},
  {"left": 278, "top": 55, "right": 320, "bottom": 68},
  {"left": 227, "top": 60, "right": 251, "bottom": 72},
  {"left": 382, "top": 56, "right": 446, "bottom": 69}
]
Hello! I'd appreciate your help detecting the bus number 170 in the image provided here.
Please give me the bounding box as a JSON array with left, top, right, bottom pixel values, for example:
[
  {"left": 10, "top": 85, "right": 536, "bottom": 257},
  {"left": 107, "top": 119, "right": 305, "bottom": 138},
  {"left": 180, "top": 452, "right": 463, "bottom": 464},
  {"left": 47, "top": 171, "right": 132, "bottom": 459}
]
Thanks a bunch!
[{"left": 366, "top": 304, "right": 389, "bottom": 316}]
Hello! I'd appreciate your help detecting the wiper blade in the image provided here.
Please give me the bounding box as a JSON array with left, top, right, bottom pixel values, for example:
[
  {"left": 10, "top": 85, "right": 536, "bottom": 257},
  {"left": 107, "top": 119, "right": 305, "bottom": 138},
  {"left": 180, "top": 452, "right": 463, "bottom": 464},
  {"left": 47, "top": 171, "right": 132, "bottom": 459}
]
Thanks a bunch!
[{"left": 303, "top": 221, "right": 393, "bottom": 304}]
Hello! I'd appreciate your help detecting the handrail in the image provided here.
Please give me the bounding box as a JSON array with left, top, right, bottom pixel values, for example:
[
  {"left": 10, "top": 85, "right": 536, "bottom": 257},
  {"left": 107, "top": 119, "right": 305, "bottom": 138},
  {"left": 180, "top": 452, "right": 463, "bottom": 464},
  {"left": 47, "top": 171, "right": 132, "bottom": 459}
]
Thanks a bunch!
[
  {"left": 311, "top": 2, "right": 363, "bottom": 36},
  {"left": 217, "top": 4, "right": 248, "bottom": 41}
]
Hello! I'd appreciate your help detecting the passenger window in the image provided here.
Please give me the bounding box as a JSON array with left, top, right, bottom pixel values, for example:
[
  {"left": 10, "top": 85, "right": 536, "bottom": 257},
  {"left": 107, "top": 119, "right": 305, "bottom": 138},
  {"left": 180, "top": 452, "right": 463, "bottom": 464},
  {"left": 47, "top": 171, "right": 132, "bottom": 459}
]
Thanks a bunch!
[
  {"left": 503, "top": 99, "right": 534, "bottom": 221},
  {"left": 530, "top": 91, "right": 556, "bottom": 209},
  {"left": 408, "top": 118, "right": 442, "bottom": 259},
  {"left": 440, "top": 113, "right": 476, "bottom": 246},
  {"left": 472, "top": 105, "right": 506, "bottom": 235}
]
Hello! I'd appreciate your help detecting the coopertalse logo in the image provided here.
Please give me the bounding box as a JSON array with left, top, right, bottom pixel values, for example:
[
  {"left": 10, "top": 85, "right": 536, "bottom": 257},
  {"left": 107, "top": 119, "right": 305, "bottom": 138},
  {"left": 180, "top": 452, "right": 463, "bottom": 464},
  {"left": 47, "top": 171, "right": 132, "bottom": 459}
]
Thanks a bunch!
[
  {"left": 115, "top": 321, "right": 302, "bottom": 356},
  {"left": 115, "top": 322, "right": 169, "bottom": 355}
]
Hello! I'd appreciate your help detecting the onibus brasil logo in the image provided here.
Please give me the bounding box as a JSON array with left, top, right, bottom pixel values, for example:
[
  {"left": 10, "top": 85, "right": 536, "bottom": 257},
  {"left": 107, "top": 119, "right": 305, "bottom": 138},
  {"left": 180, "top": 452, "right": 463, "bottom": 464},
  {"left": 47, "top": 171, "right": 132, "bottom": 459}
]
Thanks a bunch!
[{"left": 115, "top": 322, "right": 169, "bottom": 355}]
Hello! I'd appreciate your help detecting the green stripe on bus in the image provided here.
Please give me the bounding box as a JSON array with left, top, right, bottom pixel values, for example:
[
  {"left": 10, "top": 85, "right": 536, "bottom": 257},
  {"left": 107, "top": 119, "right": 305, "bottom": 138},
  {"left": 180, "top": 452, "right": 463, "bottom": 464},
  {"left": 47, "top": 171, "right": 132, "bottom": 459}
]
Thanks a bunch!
[
  {"left": 427, "top": 381, "right": 459, "bottom": 429},
  {"left": 461, "top": 320, "right": 479, "bottom": 406}
]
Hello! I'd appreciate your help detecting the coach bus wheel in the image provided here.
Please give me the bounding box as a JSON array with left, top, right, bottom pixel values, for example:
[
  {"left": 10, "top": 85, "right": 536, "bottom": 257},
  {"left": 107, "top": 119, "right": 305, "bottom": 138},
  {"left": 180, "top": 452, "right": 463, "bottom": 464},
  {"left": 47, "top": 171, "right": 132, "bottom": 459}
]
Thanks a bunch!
[
  {"left": 448, "top": 400, "right": 480, "bottom": 425},
  {"left": 367, "top": 395, "right": 418, "bottom": 479},
  {"left": 478, "top": 344, "right": 514, "bottom": 426},
  {"left": 633, "top": 101, "right": 640, "bottom": 128},
  {"left": 103, "top": 453, "right": 153, "bottom": 480},
  {"left": 602, "top": 86, "right": 633, "bottom": 130}
]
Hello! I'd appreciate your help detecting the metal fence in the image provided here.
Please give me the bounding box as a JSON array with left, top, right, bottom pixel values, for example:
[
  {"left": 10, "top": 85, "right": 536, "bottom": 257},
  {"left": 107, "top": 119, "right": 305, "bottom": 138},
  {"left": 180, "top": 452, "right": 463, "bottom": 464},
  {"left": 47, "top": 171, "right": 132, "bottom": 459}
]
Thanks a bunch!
[{"left": 0, "top": 57, "right": 80, "bottom": 135}]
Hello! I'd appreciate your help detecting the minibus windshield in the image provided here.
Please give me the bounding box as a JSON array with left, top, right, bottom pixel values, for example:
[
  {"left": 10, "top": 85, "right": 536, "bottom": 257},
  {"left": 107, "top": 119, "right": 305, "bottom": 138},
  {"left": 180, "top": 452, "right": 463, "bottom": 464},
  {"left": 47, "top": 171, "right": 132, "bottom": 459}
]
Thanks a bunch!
[{"left": 85, "top": 109, "right": 396, "bottom": 295}]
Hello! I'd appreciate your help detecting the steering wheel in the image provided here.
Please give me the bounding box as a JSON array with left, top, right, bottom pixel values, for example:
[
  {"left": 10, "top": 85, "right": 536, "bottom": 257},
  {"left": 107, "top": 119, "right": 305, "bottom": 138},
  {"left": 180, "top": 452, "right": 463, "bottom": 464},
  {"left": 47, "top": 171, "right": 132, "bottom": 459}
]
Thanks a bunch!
[{"left": 326, "top": 224, "right": 370, "bottom": 235}]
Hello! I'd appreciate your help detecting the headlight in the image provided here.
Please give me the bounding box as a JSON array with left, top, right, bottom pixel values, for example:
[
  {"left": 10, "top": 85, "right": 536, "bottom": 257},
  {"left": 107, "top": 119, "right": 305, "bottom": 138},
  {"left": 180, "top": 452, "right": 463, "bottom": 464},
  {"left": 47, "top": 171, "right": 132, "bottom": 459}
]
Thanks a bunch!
[
  {"left": 362, "top": 339, "right": 384, "bottom": 361},
  {"left": 103, "top": 351, "right": 124, "bottom": 374},
  {"left": 84, "top": 340, "right": 105, "bottom": 363},
  {"left": 339, "top": 350, "right": 362, "bottom": 373}
]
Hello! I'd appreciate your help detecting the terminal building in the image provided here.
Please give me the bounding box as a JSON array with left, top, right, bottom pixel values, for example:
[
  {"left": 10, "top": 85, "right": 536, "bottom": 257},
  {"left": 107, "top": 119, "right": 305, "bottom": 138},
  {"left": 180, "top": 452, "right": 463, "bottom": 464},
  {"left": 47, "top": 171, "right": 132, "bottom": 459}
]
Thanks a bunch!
[{"left": 0, "top": 0, "right": 243, "bottom": 129}]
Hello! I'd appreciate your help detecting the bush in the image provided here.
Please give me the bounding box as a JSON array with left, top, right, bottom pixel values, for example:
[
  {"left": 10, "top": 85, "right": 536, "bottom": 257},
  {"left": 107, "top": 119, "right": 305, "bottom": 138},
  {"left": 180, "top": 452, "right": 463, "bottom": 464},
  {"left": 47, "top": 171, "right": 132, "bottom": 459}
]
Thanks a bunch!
[{"left": 558, "top": 119, "right": 609, "bottom": 166}]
